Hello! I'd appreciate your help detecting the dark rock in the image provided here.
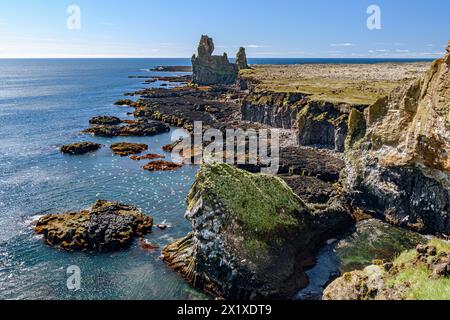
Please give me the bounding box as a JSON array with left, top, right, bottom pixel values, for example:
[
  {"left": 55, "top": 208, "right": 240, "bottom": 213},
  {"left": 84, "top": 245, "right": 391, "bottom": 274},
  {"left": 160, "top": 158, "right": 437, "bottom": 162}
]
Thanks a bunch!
[
  {"left": 192, "top": 35, "right": 238, "bottom": 85},
  {"left": 60, "top": 142, "right": 102, "bottom": 155},
  {"left": 89, "top": 116, "right": 122, "bottom": 126},
  {"left": 163, "top": 163, "right": 352, "bottom": 299},
  {"left": 84, "top": 120, "right": 170, "bottom": 137},
  {"left": 35, "top": 200, "right": 153, "bottom": 252},
  {"left": 110, "top": 143, "right": 148, "bottom": 156},
  {"left": 150, "top": 66, "right": 193, "bottom": 72},
  {"left": 236, "top": 47, "right": 249, "bottom": 70}
]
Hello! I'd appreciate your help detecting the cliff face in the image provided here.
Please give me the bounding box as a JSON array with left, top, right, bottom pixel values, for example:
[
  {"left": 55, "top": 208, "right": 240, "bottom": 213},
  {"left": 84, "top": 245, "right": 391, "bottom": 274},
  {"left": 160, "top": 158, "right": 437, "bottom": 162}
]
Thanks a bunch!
[
  {"left": 163, "top": 163, "right": 351, "bottom": 299},
  {"left": 345, "top": 44, "right": 450, "bottom": 234},
  {"left": 192, "top": 35, "right": 249, "bottom": 85}
]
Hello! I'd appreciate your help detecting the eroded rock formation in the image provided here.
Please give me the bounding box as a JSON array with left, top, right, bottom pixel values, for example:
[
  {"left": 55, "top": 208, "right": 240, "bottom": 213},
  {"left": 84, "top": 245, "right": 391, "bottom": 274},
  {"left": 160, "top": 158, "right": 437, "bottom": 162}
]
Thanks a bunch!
[
  {"left": 192, "top": 35, "right": 249, "bottom": 85},
  {"left": 163, "top": 163, "right": 352, "bottom": 299},
  {"left": 344, "top": 43, "right": 450, "bottom": 235},
  {"left": 35, "top": 200, "right": 153, "bottom": 251}
]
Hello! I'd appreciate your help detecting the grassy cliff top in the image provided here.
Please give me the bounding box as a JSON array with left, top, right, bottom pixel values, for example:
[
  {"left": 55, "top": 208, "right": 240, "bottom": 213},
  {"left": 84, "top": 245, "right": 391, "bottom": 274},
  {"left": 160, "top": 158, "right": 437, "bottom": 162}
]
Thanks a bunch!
[{"left": 240, "top": 62, "right": 430, "bottom": 105}]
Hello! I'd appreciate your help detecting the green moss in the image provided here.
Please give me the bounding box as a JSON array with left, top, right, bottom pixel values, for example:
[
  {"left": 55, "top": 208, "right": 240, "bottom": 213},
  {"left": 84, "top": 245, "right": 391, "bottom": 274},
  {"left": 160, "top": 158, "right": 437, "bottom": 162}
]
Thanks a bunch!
[
  {"left": 193, "top": 163, "right": 306, "bottom": 234},
  {"left": 244, "top": 239, "right": 269, "bottom": 256},
  {"left": 346, "top": 109, "right": 367, "bottom": 149},
  {"left": 387, "top": 240, "right": 450, "bottom": 300}
]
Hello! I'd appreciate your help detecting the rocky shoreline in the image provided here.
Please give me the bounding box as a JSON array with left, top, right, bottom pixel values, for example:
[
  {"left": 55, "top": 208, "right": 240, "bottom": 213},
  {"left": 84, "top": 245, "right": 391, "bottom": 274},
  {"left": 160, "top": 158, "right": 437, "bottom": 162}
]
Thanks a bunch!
[{"left": 40, "top": 36, "right": 450, "bottom": 300}]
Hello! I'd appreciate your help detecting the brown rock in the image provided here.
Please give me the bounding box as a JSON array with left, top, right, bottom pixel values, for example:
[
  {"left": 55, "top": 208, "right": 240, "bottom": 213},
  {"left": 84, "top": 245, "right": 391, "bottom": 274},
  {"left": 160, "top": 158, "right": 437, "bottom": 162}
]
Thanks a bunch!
[
  {"left": 110, "top": 143, "right": 148, "bottom": 156},
  {"left": 61, "top": 142, "right": 102, "bottom": 155},
  {"left": 129, "top": 153, "right": 165, "bottom": 161},
  {"left": 142, "top": 160, "right": 183, "bottom": 171},
  {"left": 35, "top": 200, "right": 153, "bottom": 252}
]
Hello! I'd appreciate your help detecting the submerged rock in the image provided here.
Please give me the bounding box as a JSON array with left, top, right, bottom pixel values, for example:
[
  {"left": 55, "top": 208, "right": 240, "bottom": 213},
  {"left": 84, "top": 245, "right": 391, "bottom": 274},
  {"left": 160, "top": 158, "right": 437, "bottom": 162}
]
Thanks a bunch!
[
  {"left": 60, "top": 142, "right": 102, "bottom": 155},
  {"left": 35, "top": 200, "right": 153, "bottom": 252},
  {"left": 344, "top": 43, "right": 450, "bottom": 235},
  {"left": 110, "top": 142, "right": 148, "bottom": 156},
  {"left": 163, "top": 163, "right": 352, "bottom": 299},
  {"left": 129, "top": 153, "right": 165, "bottom": 161},
  {"left": 142, "top": 160, "right": 183, "bottom": 171}
]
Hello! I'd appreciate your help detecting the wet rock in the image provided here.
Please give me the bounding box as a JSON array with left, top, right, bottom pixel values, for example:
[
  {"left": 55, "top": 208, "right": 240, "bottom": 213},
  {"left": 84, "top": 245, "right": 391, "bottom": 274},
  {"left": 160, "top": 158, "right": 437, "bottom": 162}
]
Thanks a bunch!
[
  {"left": 150, "top": 66, "right": 193, "bottom": 72},
  {"left": 344, "top": 44, "right": 450, "bottom": 235},
  {"left": 110, "top": 143, "right": 148, "bottom": 156},
  {"left": 84, "top": 120, "right": 169, "bottom": 137},
  {"left": 162, "top": 139, "right": 183, "bottom": 152},
  {"left": 89, "top": 116, "right": 122, "bottom": 126},
  {"left": 129, "top": 153, "right": 165, "bottom": 161},
  {"left": 192, "top": 35, "right": 238, "bottom": 85},
  {"left": 60, "top": 142, "right": 102, "bottom": 155},
  {"left": 115, "top": 99, "right": 135, "bottom": 106},
  {"left": 163, "top": 163, "right": 352, "bottom": 299},
  {"left": 35, "top": 200, "right": 153, "bottom": 252},
  {"left": 142, "top": 160, "right": 183, "bottom": 171}
]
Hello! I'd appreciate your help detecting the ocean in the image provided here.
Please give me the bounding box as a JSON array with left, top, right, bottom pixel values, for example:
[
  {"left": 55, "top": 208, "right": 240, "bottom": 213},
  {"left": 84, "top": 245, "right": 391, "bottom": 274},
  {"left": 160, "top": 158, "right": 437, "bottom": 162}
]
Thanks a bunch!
[{"left": 0, "top": 58, "right": 432, "bottom": 300}]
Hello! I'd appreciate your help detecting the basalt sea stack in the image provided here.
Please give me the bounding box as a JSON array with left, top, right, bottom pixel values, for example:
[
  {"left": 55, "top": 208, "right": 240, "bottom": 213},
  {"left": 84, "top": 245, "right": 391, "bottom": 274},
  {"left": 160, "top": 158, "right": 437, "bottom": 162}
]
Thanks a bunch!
[{"left": 192, "top": 35, "right": 249, "bottom": 85}]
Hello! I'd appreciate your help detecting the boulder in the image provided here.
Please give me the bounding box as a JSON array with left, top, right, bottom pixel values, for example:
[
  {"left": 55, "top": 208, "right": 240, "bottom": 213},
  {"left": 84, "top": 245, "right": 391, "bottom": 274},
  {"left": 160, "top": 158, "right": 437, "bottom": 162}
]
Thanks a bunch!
[
  {"left": 35, "top": 200, "right": 153, "bottom": 252},
  {"left": 344, "top": 43, "right": 450, "bottom": 235},
  {"left": 60, "top": 142, "right": 102, "bottom": 155},
  {"left": 192, "top": 35, "right": 238, "bottom": 85},
  {"left": 110, "top": 142, "right": 148, "bottom": 156},
  {"left": 163, "top": 163, "right": 352, "bottom": 299}
]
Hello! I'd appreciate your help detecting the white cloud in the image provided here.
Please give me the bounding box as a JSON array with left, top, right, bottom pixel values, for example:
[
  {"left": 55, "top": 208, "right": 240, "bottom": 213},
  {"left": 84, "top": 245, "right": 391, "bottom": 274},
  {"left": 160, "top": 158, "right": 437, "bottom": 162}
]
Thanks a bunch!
[
  {"left": 244, "top": 44, "right": 265, "bottom": 48},
  {"left": 330, "top": 43, "right": 354, "bottom": 47}
]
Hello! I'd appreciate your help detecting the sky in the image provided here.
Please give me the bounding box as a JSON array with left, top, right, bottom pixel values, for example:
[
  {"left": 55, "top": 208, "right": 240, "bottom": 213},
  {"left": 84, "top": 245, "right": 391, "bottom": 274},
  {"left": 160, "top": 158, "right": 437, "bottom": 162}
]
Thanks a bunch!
[{"left": 0, "top": 0, "right": 449, "bottom": 58}]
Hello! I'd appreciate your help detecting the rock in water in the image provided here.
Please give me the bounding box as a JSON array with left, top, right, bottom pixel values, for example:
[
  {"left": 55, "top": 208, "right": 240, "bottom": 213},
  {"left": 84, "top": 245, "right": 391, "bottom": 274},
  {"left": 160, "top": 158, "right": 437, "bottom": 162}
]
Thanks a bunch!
[
  {"left": 345, "top": 43, "right": 450, "bottom": 235},
  {"left": 110, "top": 142, "right": 148, "bottom": 156},
  {"left": 192, "top": 35, "right": 238, "bottom": 85},
  {"left": 60, "top": 142, "right": 102, "bottom": 155},
  {"left": 89, "top": 116, "right": 122, "bottom": 126},
  {"left": 35, "top": 200, "right": 153, "bottom": 251},
  {"left": 162, "top": 163, "right": 352, "bottom": 299},
  {"left": 236, "top": 47, "right": 249, "bottom": 70},
  {"left": 142, "top": 160, "right": 183, "bottom": 171}
]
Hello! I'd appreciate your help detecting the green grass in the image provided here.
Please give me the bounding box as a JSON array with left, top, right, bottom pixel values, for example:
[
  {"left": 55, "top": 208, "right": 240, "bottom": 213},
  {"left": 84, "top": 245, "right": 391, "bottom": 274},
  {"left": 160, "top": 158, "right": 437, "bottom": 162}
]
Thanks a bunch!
[{"left": 386, "top": 240, "right": 450, "bottom": 300}]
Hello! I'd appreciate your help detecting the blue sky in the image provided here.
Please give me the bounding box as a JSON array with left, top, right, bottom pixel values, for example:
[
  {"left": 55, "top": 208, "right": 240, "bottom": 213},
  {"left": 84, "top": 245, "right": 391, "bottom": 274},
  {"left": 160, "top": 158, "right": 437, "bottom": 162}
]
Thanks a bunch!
[{"left": 0, "top": 0, "right": 448, "bottom": 58}]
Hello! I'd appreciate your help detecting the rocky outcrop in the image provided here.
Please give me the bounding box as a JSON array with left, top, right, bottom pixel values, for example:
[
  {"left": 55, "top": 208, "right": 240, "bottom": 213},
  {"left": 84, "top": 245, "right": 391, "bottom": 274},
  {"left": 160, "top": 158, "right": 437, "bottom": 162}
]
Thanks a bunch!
[
  {"left": 163, "top": 163, "right": 352, "bottom": 299},
  {"left": 344, "top": 43, "right": 450, "bottom": 235},
  {"left": 35, "top": 200, "right": 153, "bottom": 251},
  {"left": 84, "top": 120, "right": 169, "bottom": 137},
  {"left": 236, "top": 47, "right": 249, "bottom": 70},
  {"left": 60, "top": 142, "right": 102, "bottom": 155},
  {"left": 89, "top": 116, "right": 122, "bottom": 126},
  {"left": 323, "top": 241, "right": 450, "bottom": 300},
  {"left": 142, "top": 160, "right": 183, "bottom": 171},
  {"left": 192, "top": 36, "right": 249, "bottom": 85},
  {"left": 110, "top": 143, "right": 148, "bottom": 156},
  {"left": 130, "top": 153, "right": 165, "bottom": 161}
]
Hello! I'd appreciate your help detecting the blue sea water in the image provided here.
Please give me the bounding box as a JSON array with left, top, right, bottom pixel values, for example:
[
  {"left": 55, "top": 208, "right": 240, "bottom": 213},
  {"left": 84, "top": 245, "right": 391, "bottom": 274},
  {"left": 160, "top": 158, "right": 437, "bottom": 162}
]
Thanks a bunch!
[{"left": 0, "top": 57, "right": 432, "bottom": 300}]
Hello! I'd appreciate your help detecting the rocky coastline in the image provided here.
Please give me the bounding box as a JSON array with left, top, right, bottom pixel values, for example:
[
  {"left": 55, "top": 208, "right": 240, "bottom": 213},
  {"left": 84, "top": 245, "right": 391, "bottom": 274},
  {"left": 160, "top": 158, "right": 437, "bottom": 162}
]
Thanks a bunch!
[{"left": 40, "top": 36, "right": 450, "bottom": 300}]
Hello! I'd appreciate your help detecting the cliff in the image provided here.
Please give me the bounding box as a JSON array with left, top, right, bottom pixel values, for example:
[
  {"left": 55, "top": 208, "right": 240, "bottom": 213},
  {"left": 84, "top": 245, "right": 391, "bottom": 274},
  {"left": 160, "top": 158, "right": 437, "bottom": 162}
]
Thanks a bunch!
[{"left": 345, "top": 42, "right": 450, "bottom": 235}]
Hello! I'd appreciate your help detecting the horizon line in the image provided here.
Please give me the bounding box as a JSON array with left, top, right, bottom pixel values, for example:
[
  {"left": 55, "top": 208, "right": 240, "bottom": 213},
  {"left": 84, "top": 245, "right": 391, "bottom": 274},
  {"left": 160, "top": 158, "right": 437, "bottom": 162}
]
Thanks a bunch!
[{"left": 0, "top": 56, "right": 437, "bottom": 60}]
